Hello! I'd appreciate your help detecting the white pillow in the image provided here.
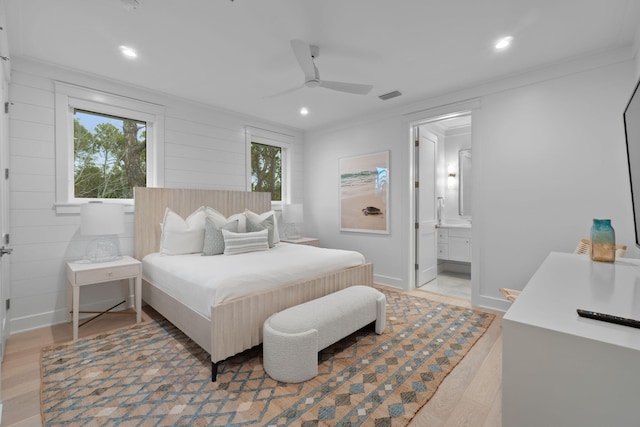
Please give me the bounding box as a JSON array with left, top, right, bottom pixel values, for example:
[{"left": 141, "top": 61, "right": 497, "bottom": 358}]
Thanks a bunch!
[
  {"left": 206, "top": 206, "right": 247, "bottom": 232},
  {"left": 205, "top": 207, "right": 227, "bottom": 227},
  {"left": 160, "top": 207, "right": 206, "bottom": 255},
  {"left": 222, "top": 229, "right": 269, "bottom": 255},
  {"left": 245, "top": 209, "right": 280, "bottom": 244},
  {"left": 228, "top": 213, "right": 247, "bottom": 232}
]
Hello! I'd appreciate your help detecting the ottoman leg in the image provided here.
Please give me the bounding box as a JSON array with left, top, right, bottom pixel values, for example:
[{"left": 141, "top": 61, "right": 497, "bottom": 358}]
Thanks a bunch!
[
  {"left": 375, "top": 294, "right": 386, "bottom": 334},
  {"left": 264, "top": 321, "right": 319, "bottom": 383}
]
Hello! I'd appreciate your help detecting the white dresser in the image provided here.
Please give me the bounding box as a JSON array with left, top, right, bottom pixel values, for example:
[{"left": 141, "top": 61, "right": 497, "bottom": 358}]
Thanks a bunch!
[{"left": 503, "top": 252, "right": 640, "bottom": 426}]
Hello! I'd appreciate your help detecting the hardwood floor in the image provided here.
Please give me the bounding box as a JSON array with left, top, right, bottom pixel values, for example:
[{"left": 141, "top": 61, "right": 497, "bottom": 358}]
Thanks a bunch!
[{"left": 0, "top": 289, "right": 503, "bottom": 427}]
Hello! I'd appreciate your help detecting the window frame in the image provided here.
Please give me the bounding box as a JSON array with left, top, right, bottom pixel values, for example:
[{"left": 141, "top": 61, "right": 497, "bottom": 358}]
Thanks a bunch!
[
  {"left": 245, "top": 126, "right": 292, "bottom": 208},
  {"left": 54, "top": 82, "right": 165, "bottom": 213}
]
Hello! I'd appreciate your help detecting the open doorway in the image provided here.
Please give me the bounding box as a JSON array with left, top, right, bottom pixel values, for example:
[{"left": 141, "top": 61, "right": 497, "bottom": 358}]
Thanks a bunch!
[{"left": 413, "top": 112, "right": 472, "bottom": 300}]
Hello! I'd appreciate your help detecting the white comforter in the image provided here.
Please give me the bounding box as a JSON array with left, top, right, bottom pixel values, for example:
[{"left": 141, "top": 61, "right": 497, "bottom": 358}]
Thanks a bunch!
[{"left": 142, "top": 242, "right": 365, "bottom": 318}]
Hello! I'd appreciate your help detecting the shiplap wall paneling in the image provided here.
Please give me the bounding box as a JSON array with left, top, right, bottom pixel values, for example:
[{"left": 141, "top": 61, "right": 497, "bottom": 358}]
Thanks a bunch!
[{"left": 7, "top": 60, "right": 303, "bottom": 333}]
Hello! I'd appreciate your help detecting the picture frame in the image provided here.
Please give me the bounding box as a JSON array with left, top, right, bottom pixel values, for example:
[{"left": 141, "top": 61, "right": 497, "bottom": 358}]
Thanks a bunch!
[{"left": 339, "top": 150, "right": 389, "bottom": 234}]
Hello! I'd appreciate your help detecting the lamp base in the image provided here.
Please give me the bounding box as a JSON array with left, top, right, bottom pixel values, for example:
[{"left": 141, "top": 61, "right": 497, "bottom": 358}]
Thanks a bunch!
[
  {"left": 285, "top": 223, "right": 301, "bottom": 240},
  {"left": 86, "top": 238, "right": 120, "bottom": 263}
]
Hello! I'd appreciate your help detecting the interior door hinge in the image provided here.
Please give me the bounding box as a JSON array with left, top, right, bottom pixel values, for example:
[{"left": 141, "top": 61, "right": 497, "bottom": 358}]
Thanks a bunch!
[
  {"left": 414, "top": 264, "right": 419, "bottom": 270},
  {"left": 415, "top": 223, "right": 419, "bottom": 229},
  {"left": 415, "top": 140, "right": 419, "bottom": 147},
  {"left": 4, "top": 234, "right": 9, "bottom": 245},
  {"left": 4, "top": 168, "right": 8, "bottom": 179},
  {"left": 415, "top": 181, "right": 419, "bottom": 188},
  {"left": 5, "top": 299, "right": 9, "bottom": 310},
  {"left": 4, "top": 101, "right": 8, "bottom": 114}
]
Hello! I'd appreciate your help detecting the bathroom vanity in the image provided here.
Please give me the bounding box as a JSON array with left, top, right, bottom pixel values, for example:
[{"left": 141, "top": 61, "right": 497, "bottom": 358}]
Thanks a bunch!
[{"left": 437, "top": 224, "right": 472, "bottom": 262}]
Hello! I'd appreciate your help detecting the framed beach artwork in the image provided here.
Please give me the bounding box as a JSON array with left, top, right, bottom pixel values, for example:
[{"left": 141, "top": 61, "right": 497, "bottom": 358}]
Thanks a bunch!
[{"left": 339, "top": 150, "right": 389, "bottom": 233}]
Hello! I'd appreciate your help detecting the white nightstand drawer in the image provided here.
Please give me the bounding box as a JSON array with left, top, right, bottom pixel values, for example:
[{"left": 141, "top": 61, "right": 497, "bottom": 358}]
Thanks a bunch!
[{"left": 72, "top": 263, "right": 140, "bottom": 285}]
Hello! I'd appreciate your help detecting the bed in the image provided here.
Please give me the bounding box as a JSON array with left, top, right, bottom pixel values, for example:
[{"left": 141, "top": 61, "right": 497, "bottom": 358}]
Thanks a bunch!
[{"left": 133, "top": 187, "right": 374, "bottom": 379}]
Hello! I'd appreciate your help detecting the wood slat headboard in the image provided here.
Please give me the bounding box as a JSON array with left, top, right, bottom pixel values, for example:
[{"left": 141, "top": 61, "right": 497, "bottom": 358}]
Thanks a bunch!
[{"left": 133, "top": 187, "right": 272, "bottom": 260}]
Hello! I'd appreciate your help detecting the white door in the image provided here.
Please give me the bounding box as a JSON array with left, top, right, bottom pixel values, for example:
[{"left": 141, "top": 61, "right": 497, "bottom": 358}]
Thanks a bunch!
[
  {"left": 416, "top": 126, "right": 438, "bottom": 286},
  {"left": 0, "top": 68, "right": 9, "bottom": 416}
]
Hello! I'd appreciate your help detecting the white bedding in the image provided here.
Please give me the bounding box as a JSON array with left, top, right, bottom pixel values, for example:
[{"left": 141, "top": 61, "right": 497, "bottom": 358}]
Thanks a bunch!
[{"left": 142, "top": 242, "right": 365, "bottom": 318}]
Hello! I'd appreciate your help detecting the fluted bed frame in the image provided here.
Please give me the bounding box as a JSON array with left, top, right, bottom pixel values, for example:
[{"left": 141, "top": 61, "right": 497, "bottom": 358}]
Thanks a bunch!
[{"left": 133, "top": 187, "right": 374, "bottom": 379}]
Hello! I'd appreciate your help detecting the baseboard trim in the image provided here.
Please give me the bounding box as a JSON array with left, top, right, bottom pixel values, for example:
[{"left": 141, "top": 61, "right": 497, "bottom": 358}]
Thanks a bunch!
[
  {"left": 475, "top": 294, "right": 510, "bottom": 312},
  {"left": 9, "top": 296, "right": 132, "bottom": 335},
  {"left": 373, "top": 274, "right": 405, "bottom": 290},
  {"left": 438, "top": 260, "right": 471, "bottom": 275}
]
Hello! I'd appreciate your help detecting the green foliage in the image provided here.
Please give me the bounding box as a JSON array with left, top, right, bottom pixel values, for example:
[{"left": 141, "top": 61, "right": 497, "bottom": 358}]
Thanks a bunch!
[
  {"left": 251, "top": 142, "right": 281, "bottom": 201},
  {"left": 74, "top": 112, "right": 146, "bottom": 199}
]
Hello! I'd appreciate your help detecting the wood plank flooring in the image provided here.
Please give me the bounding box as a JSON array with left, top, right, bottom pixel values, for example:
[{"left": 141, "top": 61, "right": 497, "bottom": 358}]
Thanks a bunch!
[{"left": 0, "top": 288, "right": 503, "bottom": 427}]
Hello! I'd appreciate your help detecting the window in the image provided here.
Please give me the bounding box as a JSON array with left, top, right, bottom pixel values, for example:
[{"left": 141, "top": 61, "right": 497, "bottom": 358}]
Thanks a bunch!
[
  {"left": 54, "top": 82, "right": 165, "bottom": 212},
  {"left": 74, "top": 110, "right": 146, "bottom": 199},
  {"left": 251, "top": 142, "right": 282, "bottom": 201},
  {"left": 245, "top": 126, "right": 293, "bottom": 204}
]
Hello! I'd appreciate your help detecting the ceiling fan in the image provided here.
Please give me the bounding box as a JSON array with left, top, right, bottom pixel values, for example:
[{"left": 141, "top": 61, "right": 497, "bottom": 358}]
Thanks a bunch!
[{"left": 269, "top": 40, "right": 373, "bottom": 97}]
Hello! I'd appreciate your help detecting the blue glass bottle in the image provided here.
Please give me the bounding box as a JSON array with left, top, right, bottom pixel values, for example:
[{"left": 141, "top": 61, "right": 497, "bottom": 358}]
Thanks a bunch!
[{"left": 591, "top": 219, "right": 615, "bottom": 262}]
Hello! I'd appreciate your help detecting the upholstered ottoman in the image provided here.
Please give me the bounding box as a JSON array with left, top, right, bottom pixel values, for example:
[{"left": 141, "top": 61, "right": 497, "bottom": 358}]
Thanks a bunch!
[{"left": 262, "top": 285, "right": 386, "bottom": 383}]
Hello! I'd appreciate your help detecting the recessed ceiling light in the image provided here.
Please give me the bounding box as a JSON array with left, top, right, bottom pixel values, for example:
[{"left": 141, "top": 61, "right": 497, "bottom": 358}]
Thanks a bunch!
[
  {"left": 119, "top": 45, "right": 137, "bottom": 58},
  {"left": 495, "top": 36, "right": 513, "bottom": 50},
  {"left": 300, "top": 107, "right": 309, "bottom": 116}
]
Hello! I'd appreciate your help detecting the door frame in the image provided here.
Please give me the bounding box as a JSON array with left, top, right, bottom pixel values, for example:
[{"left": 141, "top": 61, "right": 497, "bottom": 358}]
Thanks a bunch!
[{"left": 406, "top": 99, "right": 479, "bottom": 296}]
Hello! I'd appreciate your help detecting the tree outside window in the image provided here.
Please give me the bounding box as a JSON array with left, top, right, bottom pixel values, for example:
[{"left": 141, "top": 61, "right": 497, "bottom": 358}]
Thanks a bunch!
[
  {"left": 74, "top": 110, "right": 146, "bottom": 199},
  {"left": 251, "top": 142, "right": 282, "bottom": 201}
]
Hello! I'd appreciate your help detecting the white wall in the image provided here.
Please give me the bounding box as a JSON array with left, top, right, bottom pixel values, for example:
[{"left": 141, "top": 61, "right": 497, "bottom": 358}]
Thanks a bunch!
[
  {"left": 304, "top": 119, "right": 409, "bottom": 289},
  {"left": 305, "top": 51, "right": 637, "bottom": 311},
  {"left": 475, "top": 61, "right": 635, "bottom": 309},
  {"left": 634, "top": 26, "right": 640, "bottom": 79},
  {"left": 8, "top": 59, "right": 304, "bottom": 333}
]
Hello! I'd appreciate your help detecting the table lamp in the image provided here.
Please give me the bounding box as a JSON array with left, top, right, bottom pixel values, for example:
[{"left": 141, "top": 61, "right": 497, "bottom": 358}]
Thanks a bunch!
[
  {"left": 283, "top": 203, "right": 303, "bottom": 240},
  {"left": 81, "top": 201, "right": 125, "bottom": 262}
]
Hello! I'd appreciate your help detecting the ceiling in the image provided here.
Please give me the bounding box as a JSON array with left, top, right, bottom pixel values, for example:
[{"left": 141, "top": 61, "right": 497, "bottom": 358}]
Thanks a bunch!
[{"left": 3, "top": 0, "right": 640, "bottom": 132}]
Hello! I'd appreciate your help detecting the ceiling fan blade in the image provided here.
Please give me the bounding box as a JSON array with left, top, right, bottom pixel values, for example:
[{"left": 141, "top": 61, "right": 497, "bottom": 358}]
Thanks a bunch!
[
  {"left": 290, "top": 39, "right": 317, "bottom": 80},
  {"left": 264, "top": 85, "right": 304, "bottom": 99},
  {"left": 318, "top": 80, "right": 373, "bottom": 95}
]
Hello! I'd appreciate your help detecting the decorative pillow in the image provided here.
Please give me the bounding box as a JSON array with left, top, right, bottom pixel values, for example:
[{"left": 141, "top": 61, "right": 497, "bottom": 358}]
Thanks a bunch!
[
  {"left": 245, "top": 209, "right": 280, "bottom": 244},
  {"left": 160, "top": 207, "right": 207, "bottom": 255},
  {"left": 203, "top": 218, "right": 239, "bottom": 256},
  {"left": 222, "top": 229, "right": 269, "bottom": 255},
  {"left": 229, "top": 212, "right": 247, "bottom": 232},
  {"left": 246, "top": 214, "right": 275, "bottom": 247},
  {"left": 205, "top": 207, "right": 228, "bottom": 227}
]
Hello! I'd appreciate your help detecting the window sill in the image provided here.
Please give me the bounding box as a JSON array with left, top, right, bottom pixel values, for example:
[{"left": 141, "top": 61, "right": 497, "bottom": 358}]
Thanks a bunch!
[{"left": 55, "top": 201, "right": 135, "bottom": 215}]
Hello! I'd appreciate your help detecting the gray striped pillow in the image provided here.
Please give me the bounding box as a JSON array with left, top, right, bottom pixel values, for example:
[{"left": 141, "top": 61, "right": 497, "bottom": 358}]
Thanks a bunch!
[{"left": 222, "top": 229, "right": 269, "bottom": 255}]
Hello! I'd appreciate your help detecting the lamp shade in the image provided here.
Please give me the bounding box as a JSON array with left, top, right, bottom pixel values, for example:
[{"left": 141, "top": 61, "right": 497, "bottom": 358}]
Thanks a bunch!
[
  {"left": 81, "top": 202, "right": 125, "bottom": 236},
  {"left": 283, "top": 204, "right": 304, "bottom": 223}
]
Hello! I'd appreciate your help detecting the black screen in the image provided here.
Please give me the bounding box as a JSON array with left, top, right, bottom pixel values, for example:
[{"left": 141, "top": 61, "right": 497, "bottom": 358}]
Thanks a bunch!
[{"left": 624, "top": 77, "right": 640, "bottom": 249}]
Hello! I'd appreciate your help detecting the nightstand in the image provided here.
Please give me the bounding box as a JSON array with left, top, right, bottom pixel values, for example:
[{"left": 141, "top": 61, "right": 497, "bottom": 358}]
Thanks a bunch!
[
  {"left": 281, "top": 237, "right": 320, "bottom": 247},
  {"left": 66, "top": 255, "right": 142, "bottom": 340}
]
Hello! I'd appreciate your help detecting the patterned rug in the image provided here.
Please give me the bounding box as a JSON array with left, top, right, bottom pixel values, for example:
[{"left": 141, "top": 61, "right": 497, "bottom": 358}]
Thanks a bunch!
[{"left": 41, "top": 289, "right": 494, "bottom": 426}]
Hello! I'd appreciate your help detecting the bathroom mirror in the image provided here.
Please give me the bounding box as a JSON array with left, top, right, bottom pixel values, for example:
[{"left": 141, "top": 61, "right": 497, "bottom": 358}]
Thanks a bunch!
[{"left": 459, "top": 149, "right": 472, "bottom": 216}]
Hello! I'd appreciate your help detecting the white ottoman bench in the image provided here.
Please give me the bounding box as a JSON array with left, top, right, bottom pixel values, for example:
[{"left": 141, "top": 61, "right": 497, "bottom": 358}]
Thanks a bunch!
[{"left": 263, "top": 285, "right": 386, "bottom": 383}]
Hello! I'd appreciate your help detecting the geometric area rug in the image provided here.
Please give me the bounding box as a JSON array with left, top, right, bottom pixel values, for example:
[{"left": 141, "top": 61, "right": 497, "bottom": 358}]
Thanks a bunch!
[{"left": 41, "top": 288, "right": 494, "bottom": 426}]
